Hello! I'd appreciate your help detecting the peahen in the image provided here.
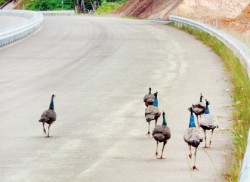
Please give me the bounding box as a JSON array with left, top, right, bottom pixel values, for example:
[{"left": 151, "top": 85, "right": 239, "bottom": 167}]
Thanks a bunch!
[
  {"left": 143, "top": 87, "right": 155, "bottom": 107},
  {"left": 192, "top": 93, "right": 206, "bottom": 125},
  {"left": 145, "top": 99, "right": 161, "bottom": 135},
  {"left": 199, "top": 99, "right": 219, "bottom": 148},
  {"left": 184, "top": 107, "right": 203, "bottom": 170},
  {"left": 152, "top": 112, "right": 171, "bottom": 159},
  {"left": 39, "top": 94, "right": 57, "bottom": 137}
]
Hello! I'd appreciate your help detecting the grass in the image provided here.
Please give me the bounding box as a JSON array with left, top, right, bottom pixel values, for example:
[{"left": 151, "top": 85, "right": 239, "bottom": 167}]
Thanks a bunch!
[{"left": 170, "top": 23, "right": 250, "bottom": 181}]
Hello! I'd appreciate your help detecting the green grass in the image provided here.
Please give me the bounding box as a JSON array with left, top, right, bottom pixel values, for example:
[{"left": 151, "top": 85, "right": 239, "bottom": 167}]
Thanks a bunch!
[{"left": 170, "top": 23, "right": 250, "bottom": 181}]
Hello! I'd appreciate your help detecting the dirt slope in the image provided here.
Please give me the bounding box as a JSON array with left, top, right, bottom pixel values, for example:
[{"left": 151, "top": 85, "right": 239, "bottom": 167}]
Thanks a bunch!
[
  {"left": 220, "top": 3, "right": 250, "bottom": 36},
  {"left": 175, "top": 1, "right": 250, "bottom": 45},
  {"left": 117, "top": 0, "right": 250, "bottom": 45},
  {"left": 175, "top": 0, "right": 249, "bottom": 18},
  {"left": 116, "top": 0, "right": 183, "bottom": 19}
]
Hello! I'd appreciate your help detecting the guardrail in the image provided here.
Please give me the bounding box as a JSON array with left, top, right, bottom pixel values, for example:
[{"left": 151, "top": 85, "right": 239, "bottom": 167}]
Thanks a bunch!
[
  {"left": 169, "top": 15, "right": 250, "bottom": 182},
  {"left": 40, "top": 10, "right": 75, "bottom": 16},
  {"left": 0, "top": 10, "right": 43, "bottom": 47},
  {"left": 169, "top": 15, "right": 250, "bottom": 78}
]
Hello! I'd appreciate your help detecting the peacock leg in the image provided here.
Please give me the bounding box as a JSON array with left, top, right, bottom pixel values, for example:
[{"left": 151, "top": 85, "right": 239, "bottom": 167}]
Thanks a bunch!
[
  {"left": 43, "top": 122, "right": 46, "bottom": 134},
  {"left": 209, "top": 129, "right": 214, "bottom": 147},
  {"left": 47, "top": 124, "right": 51, "bottom": 137},
  {"left": 204, "top": 130, "right": 208, "bottom": 148},
  {"left": 147, "top": 122, "right": 150, "bottom": 136},
  {"left": 155, "top": 141, "right": 159, "bottom": 158},
  {"left": 155, "top": 118, "right": 158, "bottom": 126},
  {"left": 193, "top": 147, "right": 198, "bottom": 170},
  {"left": 188, "top": 145, "right": 192, "bottom": 158},
  {"left": 196, "top": 115, "right": 200, "bottom": 126},
  {"left": 158, "top": 141, "right": 166, "bottom": 159}
]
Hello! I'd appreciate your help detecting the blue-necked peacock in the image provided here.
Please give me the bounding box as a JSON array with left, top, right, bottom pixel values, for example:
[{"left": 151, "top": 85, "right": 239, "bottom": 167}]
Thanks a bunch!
[
  {"left": 184, "top": 107, "right": 203, "bottom": 170},
  {"left": 152, "top": 112, "right": 171, "bottom": 159},
  {"left": 39, "top": 94, "right": 57, "bottom": 137},
  {"left": 199, "top": 99, "right": 219, "bottom": 148},
  {"left": 145, "top": 99, "right": 161, "bottom": 135}
]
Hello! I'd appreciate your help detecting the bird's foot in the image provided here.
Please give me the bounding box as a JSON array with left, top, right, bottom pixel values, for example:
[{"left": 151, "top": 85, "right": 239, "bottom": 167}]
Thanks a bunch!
[
  {"left": 157, "top": 156, "right": 165, "bottom": 159},
  {"left": 146, "top": 131, "right": 150, "bottom": 136},
  {"left": 189, "top": 154, "right": 192, "bottom": 159},
  {"left": 204, "top": 145, "right": 209, "bottom": 148},
  {"left": 192, "top": 166, "right": 198, "bottom": 171},
  {"left": 155, "top": 152, "right": 158, "bottom": 157}
]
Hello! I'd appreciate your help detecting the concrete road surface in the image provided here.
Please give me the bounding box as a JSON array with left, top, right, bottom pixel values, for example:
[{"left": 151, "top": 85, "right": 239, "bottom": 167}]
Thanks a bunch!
[{"left": 0, "top": 16, "right": 233, "bottom": 182}]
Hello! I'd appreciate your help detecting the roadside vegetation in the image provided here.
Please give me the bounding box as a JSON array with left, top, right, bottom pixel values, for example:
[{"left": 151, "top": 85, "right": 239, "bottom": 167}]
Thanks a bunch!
[
  {"left": 20, "top": 0, "right": 74, "bottom": 10},
  {"left": 19, "top": 0, "right": 127, "bottom": 13},
  {"left": 95, "top": 1, "right": 121, "bottom": 15},
  {"left": 0, "top": 0, "right": 9, "bottom": 7},
  {"left": 171, "top": 23, "right": 250, "bottom": 181}
]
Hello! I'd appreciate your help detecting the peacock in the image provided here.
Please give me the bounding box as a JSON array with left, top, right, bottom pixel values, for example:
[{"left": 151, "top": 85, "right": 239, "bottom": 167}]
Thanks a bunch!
[
  {"left": 184, "top": 107, "right": 203, "bottom": 170},
  {"left": 152, "top": 112, "right": 171, "bottom": 159},
  {"left": 199, "top": 99, "right": 219, "bottom": 148},
  {"left": 192, "top": 93, "right": 206, "bottom": 125},
  {"left": 145, "top": 99, "right": 161, "bottom": 135},
  {"left": 39, "top": 94, "right": 57, "bottom": 137},
  {"left": 153, "top": 91, "right": 158, "bottom": 107},
  {"left": 143, "top": 87, "right": 155, "bottom": 107}
]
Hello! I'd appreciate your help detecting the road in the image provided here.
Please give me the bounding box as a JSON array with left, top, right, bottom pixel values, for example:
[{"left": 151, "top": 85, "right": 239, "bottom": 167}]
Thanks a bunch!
[{"left": 0, "top": 16, "right": 232, "bottom": 182}]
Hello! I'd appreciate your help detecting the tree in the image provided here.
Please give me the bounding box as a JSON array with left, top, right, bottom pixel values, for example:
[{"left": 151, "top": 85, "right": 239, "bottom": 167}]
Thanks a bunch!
[{"left": 76, "top": 0, "right": 102, "bottom": 13}]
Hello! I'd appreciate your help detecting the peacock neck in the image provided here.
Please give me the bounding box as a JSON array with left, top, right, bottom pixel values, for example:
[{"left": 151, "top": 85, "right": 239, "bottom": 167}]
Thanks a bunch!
[
  {"left": 49, "top": 97, "right": 54, "bottom": 110},
  {"left": 200, "top": 96, "right": 203, "bottom": 102},
  {"left": 153, "top": 98, "right": 158, "bottom": 107},
  {"left": 162, "top": 116, "right": 167, "bottom": 126},
  {"left": 205, "top": 105, "right": 210, "bottom": 114},
  {"left": 189, "top": 113, "right": 196, "bottom": 128},
  {"left": 149, "top": 88, "right": 151, "bottom": 94}
]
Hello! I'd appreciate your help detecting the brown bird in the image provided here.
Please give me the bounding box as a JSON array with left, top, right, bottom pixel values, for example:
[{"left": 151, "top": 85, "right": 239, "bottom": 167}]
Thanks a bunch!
[
  {"left": 152, "top": 112, "right": 171, "bottom": 159},
  {"left": 184, "top": 107, "right": 203, "bottom": 170},
  {"left": 143, "top": 87, "right": 155, "bottom": 107},
  {"left": 145, "top": 99, "right": 161, "bottom": 135},
  {"left": 39, "top": 94, "right": 57, "bottom": 137},
  {"left": 199, "top": 99, "right": 219, "bottom": 148},
  {"left": 192, "top": 93, "right": 206, "bottom": 125}
]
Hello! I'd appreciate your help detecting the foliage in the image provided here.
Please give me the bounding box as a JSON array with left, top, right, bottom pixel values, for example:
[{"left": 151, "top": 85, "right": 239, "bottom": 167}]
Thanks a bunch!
[
  {"left": 95, "top": 1, "right": 120, "bottom": 15},
  {"left": 83, "top": 0, "right": 126, "bottom": 13},
  {"left": 0, "top": 0, "right": 8, "bottom": 6},
  {"left": 105, "top": 0, "right": 127, "bottom": 3},
  {"left": 171, "top": 23, "right": 250, "bottom": 181},
  {"left": 21, "top": 0, "right": 74, "bottom": 10},
  {"left": 19, "top": 0, "right": 127, "bottom": 12}
]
